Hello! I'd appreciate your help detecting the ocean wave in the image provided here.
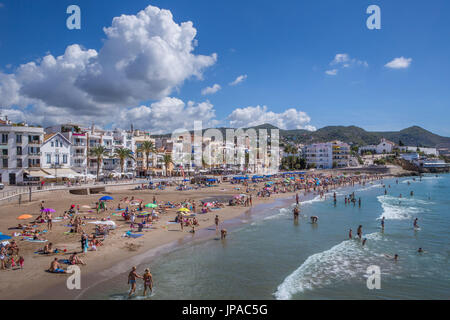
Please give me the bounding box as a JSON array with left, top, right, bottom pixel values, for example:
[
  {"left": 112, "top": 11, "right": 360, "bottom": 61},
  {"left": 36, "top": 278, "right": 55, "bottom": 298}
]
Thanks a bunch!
[
  {"left": 301, "top": 195, "right": 324, "bottom": 205},
  {"left": 356, "top": 184, "right": 384, "bottom": 192},
  {"left": 274, "top": 233, "right": 382, "bottom": 300},
  {"left": 377, "top": 195, "right": 425, "bottom": 220}
]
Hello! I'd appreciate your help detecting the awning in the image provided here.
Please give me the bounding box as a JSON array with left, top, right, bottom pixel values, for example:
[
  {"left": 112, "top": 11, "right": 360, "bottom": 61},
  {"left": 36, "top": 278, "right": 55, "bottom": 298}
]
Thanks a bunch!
[
  {"left": 25, "top": 169, "right": 51, "bottom": 178},
  {"left": 51, "top": 168, "right": 82, "bottom": 178}
]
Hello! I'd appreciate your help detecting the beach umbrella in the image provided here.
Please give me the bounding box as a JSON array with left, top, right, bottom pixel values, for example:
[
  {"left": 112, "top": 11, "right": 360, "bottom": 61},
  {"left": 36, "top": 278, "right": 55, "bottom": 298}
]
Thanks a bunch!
[
  {"left": 99, "top": 196, "right": 114, "bottom": 201},
  {"left": 18, "top": 214, "right": 33, "bottom": 220},
  {"left": 145, "top": 203, "right": 158, "bottom": 208},
  {"left": 177, "top": 208, "right": 190, "bottom": 213},
  {"left": 42, "top": 208, "right": 56, "bottom": 213},
  {"left": 204, "top": 202, "right": 213, "bottom": 207},
  {"left": 0, "top": 235, "right": 12, "bottom": 241}
]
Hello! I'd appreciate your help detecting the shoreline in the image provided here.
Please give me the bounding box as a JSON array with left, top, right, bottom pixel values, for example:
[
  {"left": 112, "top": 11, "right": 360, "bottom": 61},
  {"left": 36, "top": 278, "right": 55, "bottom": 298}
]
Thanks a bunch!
[{"left": 0, "top": 171, "right": 409, "bottom": 300}]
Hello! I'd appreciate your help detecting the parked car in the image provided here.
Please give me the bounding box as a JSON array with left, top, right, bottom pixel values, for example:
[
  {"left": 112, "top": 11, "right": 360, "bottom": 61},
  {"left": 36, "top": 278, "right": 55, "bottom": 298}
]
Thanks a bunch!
[{"left": 0, "top": 183, "right": 4, "bottom": 190}]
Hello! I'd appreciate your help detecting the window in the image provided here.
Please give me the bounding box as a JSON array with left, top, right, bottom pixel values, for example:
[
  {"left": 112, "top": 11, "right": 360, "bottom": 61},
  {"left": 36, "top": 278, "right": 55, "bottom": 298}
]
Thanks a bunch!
[
  {"left": 55, "top": 154, "right": 60, "bottom": 165},
  {"left": 17, "top": 146, "right": 22, "bottom": 155},
  {"left": 63, "top": 154, "right": 68, "bottom": 164},
  {"left": 51, "top": 141, "right": 54, "bottom": 147},
  {"left": 16, "top": 134, "right": 22, "bottom": 143},
  {"left": 2, "top": 149, "right": 7, "bottom": 156},
  {"left": 2, "top": 158, "right": 8, "bottom": 168},
  {"left": 17, "top": 159, "right": 22, "bottom": 168},
  {"left": 1, "top": 134, "right": 8, "bottom": 144},
  {"left": 46, "top": 154, "right": 51, "bottom": 164}
]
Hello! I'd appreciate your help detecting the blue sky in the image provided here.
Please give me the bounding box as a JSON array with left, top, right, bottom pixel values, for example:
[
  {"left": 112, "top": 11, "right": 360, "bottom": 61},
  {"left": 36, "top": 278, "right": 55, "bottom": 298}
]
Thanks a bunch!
[{"left": 0, "top": 0, "right": 449, "bottom": 136}]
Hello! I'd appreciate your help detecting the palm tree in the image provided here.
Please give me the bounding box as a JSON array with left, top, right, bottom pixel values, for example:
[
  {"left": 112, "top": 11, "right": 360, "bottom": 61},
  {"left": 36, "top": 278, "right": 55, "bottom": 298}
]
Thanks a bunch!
[
  {"left": 114, "top": 148, "right": 134, "bottom": 174},
  {"left": 137, "top": 141, "right": 156, "bottom": 176},
  {"left": 90, "top": 146, "right": 110, "bottom": 181},
  {"left": 163, "top": 153, "right": 173, "bottom": 176}
]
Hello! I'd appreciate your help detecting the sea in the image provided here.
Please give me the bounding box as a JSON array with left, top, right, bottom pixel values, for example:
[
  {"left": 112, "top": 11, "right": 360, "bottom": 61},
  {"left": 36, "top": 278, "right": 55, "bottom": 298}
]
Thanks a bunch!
[{"left": 79, "top": 174, "right": 450, "bottom": 300}]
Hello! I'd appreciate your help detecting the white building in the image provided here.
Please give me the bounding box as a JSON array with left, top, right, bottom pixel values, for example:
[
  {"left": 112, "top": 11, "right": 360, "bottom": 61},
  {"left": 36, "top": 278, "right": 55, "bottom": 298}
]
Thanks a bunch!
[
  {"left": 359, "top": 138, "right": 396, "bottom": 154},
  {"left": 399, "top": 146, "right": 438, "bottom": 156},
  {"left": 0, "top": 117, "right": 44, "bottom": 185},
  {"left": 401, "top": 153, "right": 420, "bottom": 162},
  {"left": 46, "top": 124, "right": 88, "bottom": 175},
  {"left": 41, "top": 132, "right": 79, "bottom": 178},
  {"left": 305, "top": 141, "right": 350, "bottom": 169}
]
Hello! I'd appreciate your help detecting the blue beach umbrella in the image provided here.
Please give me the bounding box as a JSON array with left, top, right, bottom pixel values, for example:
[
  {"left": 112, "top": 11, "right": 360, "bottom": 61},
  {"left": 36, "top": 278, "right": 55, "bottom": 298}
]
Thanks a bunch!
[{"left": 99, "top": 196, "right": 114, "bottom": 201}]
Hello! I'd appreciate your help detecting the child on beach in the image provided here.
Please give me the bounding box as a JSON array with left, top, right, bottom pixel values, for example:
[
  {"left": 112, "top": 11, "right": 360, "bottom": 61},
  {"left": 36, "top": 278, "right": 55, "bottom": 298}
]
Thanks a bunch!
[{"left": 19, "top": 256, "right": 24, "bottom": 269}]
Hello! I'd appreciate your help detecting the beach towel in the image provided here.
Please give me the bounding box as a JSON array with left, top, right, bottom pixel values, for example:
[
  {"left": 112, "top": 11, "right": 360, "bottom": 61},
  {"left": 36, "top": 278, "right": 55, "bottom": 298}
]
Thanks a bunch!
[
  {"left": 123, "top": 233, "right": 144, "bottom": 238},
  {"left": 25, "top": 239, "right": 48, "bottom": 243}
]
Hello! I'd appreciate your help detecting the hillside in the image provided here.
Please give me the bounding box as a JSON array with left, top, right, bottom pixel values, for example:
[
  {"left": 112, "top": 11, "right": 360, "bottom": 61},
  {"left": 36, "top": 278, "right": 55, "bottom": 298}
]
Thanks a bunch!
[{"left": 152, "top": 124, "right": 450, "bottom": 148}]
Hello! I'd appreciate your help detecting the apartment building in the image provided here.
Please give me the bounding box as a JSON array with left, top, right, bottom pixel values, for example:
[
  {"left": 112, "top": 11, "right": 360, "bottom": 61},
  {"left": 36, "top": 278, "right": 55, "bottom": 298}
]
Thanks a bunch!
[
  {"left": 305, "top": 141, "right": 350, "bottom": 169},
  {"left": 0, "top": 117, "right": 44, "bottom": 185}
]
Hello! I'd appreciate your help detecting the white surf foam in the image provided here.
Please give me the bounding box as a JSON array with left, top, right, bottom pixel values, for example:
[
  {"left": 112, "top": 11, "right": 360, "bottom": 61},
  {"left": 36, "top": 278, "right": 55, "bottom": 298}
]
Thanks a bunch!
[
  {"left": 377, "top": 195, "right": 427, "bottom": 220},
  {"left": 274, "top": 233, "right": 383, "bottom": 300}
]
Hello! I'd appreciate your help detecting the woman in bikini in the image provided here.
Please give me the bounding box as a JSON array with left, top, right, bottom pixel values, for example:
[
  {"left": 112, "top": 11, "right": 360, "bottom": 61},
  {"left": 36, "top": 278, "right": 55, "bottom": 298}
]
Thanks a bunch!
[{"left": 143, "top": 268, "right": 153, "bottom": 296}]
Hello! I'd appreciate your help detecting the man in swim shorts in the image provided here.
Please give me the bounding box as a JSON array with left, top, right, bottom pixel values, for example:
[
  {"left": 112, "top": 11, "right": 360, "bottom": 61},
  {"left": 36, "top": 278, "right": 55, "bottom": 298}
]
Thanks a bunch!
[
  {"left": 128, "top": 266, "right": 142, "bottom": 297},
  {"left": 49, "top": 257, "right": 66, "bottom": 273}
]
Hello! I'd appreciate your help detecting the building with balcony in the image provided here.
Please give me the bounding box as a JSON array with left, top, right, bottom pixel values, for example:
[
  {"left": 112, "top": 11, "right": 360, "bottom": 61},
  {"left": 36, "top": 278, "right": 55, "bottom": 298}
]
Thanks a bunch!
[
  {"left": 0, "top": 116, "right": 45, "bottom": 185},
  {"left": 305, "top": 141, "right": 350, "bottom": 169}
]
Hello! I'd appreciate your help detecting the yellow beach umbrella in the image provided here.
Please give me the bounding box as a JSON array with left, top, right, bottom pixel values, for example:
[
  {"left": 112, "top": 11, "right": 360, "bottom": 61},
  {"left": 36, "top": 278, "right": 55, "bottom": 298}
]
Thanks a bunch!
[
  {"left": 177, "top": 208, "right": 190, "bottom": 213},
  {"left": 18, "top": 214, "right": 33, "bottom": 220}
]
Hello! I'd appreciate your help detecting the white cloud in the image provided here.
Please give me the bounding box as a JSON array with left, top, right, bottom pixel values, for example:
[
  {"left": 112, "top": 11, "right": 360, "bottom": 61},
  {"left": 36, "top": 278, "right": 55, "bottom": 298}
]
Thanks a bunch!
[
  {"left": 331, "top": 54, "right": 350, "bottom": 65},
  {"left": 201, "top": 84, "right": 221, "bottom": 95},
  {"left": 0, "top": 5, "right": 217, "bottom": 127},
  {"left": 385, "top": 57, "right": 412, "bottom": 69},
  {"left": 328, "top": 53, "right": 368, "bottom": 74},
  {"left": 114, "top": 97, "right": 219, "bottom": 134},
  {"left": 229, "top": 74, "right": 247, "bottom": 86},
  {"left": 325, "top": 69, "right": 338, "bottom": 76},
  {"left": 227, "top": 106, "right": 316, "bottom": 131}
]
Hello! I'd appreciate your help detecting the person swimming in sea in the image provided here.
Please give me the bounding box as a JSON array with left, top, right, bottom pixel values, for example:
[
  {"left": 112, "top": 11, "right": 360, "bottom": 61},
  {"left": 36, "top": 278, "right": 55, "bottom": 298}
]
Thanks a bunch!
[
  {"left": 293, "top": 206, "right": 299, "bottom": 221},
  {"left": 357, "top": 225, "right": 363, "bottom": 239},
  {"left": 414, "top": 218, "right": 419, "bottom": 229},
  {"left": 385, "top": 254, "right": 399, "bottom": 261},
  {"left": 381, "top": 217, "right": 385, "bottom": 229}
]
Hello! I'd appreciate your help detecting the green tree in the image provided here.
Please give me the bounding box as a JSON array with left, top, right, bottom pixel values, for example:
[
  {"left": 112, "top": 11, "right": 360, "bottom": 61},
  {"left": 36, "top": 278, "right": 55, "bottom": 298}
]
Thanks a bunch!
[
  {"left": 113, "top": 148, "right": 134, "bottom": 174},
  {"left": 137, "top": 141, "right": 156, "bottom": 176},
  {"left": 90, "top": 146, "right": 110, "bottom": 181},
  {"left": 163, "top": 153, "right": 173, "bottom": 176}
]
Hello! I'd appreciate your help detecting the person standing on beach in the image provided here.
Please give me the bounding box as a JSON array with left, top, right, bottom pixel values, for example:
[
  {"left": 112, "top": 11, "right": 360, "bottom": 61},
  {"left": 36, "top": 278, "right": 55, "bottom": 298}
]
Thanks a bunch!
[
  {"left": 128, "top": 266, "right": 142, "bottom": 297},
  {"left": 143, "top": 268, "right": 153, "bottom": 296},
  {"left": 296, "top": 193, "right": 299, "bottom": 205},
  {"left": 47, "top": 212, "right": 53, "bottom": 230},
  {"left": 414, "top": 218, "right": 419, "bottom": 229},
  {"left": 215, "top": 215, "right": 220, "bottom": 231}
]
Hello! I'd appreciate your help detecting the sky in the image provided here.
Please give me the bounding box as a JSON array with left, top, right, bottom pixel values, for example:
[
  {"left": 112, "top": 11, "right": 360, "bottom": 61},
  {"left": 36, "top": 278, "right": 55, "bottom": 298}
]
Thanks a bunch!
[{"left": 0, "top": 0, "right": 449, "bottom": 136}]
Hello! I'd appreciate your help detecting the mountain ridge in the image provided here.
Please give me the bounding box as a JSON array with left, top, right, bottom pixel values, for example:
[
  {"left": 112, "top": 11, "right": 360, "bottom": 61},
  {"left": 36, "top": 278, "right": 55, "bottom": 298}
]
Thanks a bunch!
[{"left": 152, "top": 124, "right": 450, "bottom": 148}]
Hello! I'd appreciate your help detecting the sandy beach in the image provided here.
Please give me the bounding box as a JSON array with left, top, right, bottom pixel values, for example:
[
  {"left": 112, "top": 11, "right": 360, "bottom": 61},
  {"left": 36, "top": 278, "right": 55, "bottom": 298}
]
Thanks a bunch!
[{"left": 0, "top": 169, "right": 411, "bottom": 300}]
